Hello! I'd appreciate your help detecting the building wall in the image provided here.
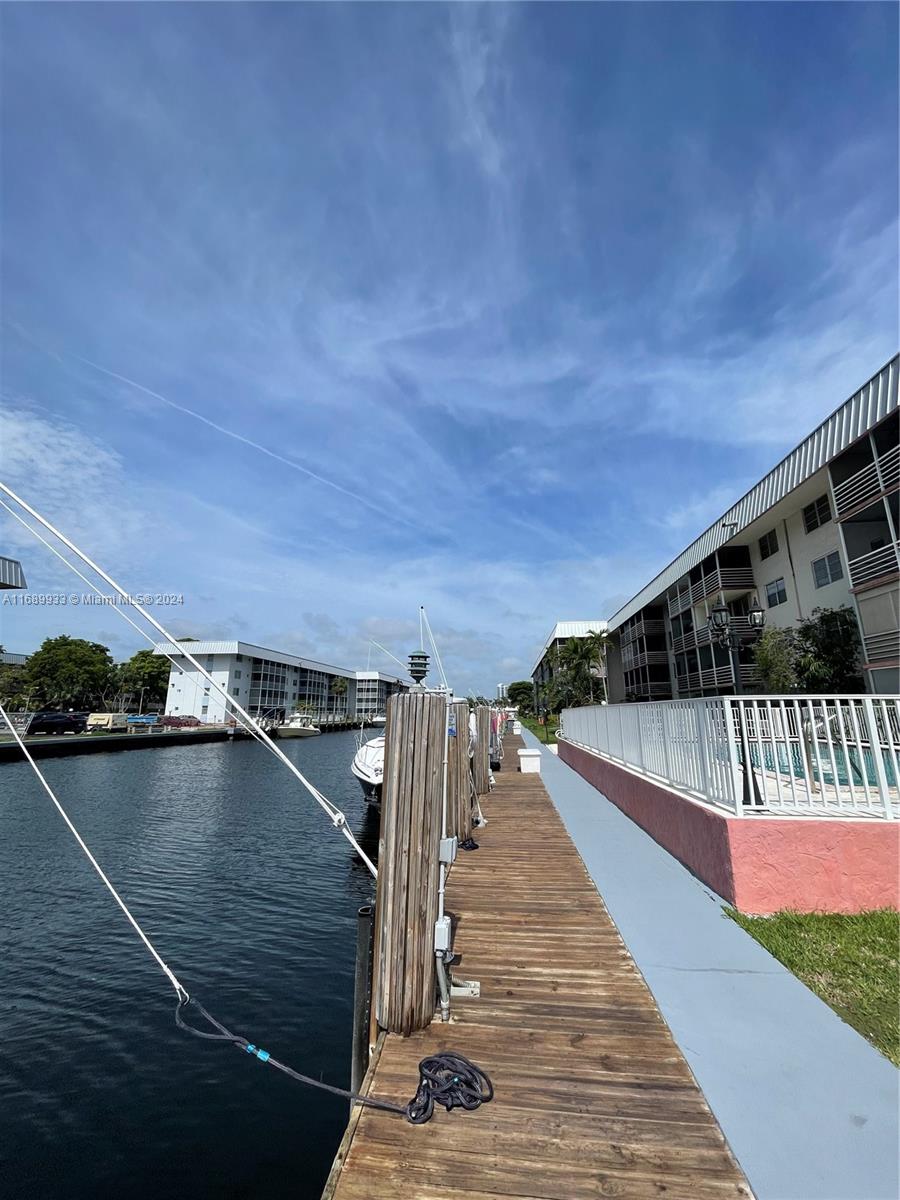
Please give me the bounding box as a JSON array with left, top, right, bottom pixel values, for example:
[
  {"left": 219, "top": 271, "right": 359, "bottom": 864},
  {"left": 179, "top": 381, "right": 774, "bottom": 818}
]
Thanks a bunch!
[
  {"left": 607, "top": 396, "right": 899, "bottom": 701},
  {"left": 161, "top": 643, "right": 404, "bottom": 723}
]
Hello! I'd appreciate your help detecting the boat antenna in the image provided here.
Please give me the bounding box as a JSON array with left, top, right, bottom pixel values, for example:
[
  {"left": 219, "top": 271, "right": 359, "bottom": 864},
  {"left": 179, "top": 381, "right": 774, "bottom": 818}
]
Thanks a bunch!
[{"left": 0, "top": 481, "right": 377, "bottom": 877}]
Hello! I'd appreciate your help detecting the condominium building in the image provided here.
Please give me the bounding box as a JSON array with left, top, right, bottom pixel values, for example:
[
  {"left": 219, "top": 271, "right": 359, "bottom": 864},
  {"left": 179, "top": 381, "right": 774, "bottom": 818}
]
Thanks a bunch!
[
  {"left": 153, "top": 640, "right": 408, "bottom": 723},
  {"left": 354, "top": 670, "right": 408, "bottom": 719},
  {"left": 606, "top": 355, "right": 899, "bottom": 702},
  {"left": 531, "top": 620, "right": 608, "bottom": 705}
]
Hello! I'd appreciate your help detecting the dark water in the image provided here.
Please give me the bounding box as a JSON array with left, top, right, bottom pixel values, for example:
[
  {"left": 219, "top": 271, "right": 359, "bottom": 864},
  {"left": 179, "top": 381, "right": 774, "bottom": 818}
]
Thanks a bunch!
[{"left": 0, "top": 732, "right": 380, "bottom": 1200}]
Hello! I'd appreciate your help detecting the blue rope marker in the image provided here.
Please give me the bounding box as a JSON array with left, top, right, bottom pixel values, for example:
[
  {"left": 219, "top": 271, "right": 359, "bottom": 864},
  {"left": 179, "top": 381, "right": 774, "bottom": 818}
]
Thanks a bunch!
[{"left": 177, "top": 997, "right": 493, "bottom": 1124}]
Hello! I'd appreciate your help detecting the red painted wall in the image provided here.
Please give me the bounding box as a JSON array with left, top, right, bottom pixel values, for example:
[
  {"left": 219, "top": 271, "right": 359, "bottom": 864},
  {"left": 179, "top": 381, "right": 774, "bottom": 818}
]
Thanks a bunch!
[{"left": 559, "top": 740, "right": 900, "bottom": 914}]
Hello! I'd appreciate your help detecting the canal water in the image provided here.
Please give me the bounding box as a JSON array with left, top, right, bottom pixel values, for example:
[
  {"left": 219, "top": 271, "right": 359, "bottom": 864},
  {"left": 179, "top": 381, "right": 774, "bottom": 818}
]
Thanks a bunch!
[{"left": 0, "top": 731, "right": 381, "bottom": 1199}]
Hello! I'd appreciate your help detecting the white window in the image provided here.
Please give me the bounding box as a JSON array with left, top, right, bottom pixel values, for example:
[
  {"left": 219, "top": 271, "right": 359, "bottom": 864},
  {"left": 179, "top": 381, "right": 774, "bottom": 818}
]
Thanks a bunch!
[
  {"left": 234, "top": 670, "right": 242, "bottom": 680},
  {"left": 803, "top": 494, "right": 832, "bottom": 533},
  {"left": 812, "top": 551, "right": 843, "bottom": 589},
  {"left": 766, "top": 577, "right": 788, "bottom": 607}
]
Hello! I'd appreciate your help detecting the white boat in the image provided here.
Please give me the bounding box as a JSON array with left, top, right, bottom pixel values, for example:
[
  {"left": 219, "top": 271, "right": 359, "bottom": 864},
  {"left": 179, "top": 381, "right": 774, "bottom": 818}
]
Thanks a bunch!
[
  {"left": 276, "top": 712, "right": 321, "bottom": 738},
  {"left": 351, "top": 735, "right": 384, "bottom": 806},
  {"left": 370, "top": 713, "right": 387, "bottom": 726}
]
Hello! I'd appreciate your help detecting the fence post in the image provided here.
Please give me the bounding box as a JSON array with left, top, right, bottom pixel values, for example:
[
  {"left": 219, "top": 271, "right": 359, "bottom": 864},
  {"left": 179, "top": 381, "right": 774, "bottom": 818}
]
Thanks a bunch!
[
  {"left": 861, "top": 698, "right": 894, "bottom": 819},
  {"left": 473, "top": 705, "right": 491, "bottom": 795},
  {"left": 722, "top": 698, "right": 743, "bottom": 815}
]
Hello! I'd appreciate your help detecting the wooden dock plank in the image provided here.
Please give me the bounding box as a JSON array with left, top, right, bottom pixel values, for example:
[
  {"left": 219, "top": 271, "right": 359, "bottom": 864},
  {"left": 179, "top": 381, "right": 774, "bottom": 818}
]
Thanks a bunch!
[{"left": 327, "top": 736, "right": 752, "bottom": 1199}]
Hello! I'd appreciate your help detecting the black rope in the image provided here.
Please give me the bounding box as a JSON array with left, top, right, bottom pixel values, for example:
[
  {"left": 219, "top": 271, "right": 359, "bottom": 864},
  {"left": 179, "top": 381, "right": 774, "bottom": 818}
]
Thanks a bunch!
[
  {"left": 175, "top": 996, "right": 492, "bottom": 1124},
  {"left": 406, "top": 1052, "right": 493, "bottom": 1125}
]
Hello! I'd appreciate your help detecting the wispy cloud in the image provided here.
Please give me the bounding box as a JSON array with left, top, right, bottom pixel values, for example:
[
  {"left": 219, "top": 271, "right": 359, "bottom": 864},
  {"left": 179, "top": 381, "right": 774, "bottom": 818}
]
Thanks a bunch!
[{"left": 0, "top": 3, "right": 896, "bottom": 687}]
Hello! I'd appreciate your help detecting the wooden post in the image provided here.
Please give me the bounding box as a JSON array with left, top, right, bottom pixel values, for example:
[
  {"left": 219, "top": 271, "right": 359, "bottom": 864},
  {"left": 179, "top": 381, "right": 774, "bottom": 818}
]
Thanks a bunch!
[
  {"left": 372, "top": 691, "right": 446, "bottom": 1035},
  {"left": 447, "top": 699, "right": 471, "bottom": 842},
  {"left": 473, "top": 705, "right": 492, "bottom": 796}
]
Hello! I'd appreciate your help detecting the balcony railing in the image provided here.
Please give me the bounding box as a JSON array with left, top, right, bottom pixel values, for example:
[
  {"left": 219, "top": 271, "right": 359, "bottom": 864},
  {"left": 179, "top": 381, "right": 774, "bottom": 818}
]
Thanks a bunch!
[
  {"left": 621, "top": 648, "right": 670, "bottom": 671},
  {"left": 848, "top": 541, "right": 900, "bottom": 588},
  {"left": 690, "top": 566, "right": 756, "bottom": 606},
  {"left": 833, "top": 445, "right": 900, "bottom": 520},
  {"left": 560, "top": 696, "right": 900, "bottom": 818},
  {"left": 620, "top": 617, "right": 666, "bottom": 646},
  {"left": 864, "top": 630, "right": 900, "bottom": 663},
  {"left": 695, "top": 616, "right": 754, "bottom": 647}
]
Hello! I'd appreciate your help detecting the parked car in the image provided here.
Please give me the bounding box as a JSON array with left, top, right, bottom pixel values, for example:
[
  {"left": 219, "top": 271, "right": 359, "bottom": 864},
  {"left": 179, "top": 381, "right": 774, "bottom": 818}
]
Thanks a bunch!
[{"left": 26, "top": 711, "right": 88, "bottom": 735}]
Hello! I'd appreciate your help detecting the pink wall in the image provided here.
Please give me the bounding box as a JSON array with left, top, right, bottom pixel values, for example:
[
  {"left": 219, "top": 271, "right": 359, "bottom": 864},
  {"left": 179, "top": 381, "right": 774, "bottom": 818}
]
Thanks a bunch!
[{"left": 559, "top": 740, "right": 900, "bottom": 914}]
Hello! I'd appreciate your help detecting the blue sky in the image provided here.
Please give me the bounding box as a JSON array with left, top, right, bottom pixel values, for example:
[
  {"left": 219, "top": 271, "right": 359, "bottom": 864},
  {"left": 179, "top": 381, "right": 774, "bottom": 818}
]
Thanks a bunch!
[{"left": 1, "top": 3, "right": 897, "bottom": 693}]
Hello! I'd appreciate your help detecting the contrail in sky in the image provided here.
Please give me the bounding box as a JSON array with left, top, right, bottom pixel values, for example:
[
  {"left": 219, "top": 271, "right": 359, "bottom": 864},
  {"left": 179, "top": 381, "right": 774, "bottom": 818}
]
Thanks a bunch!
[{"left": 75, "top": 354, "right": 426, "bottom": 532}]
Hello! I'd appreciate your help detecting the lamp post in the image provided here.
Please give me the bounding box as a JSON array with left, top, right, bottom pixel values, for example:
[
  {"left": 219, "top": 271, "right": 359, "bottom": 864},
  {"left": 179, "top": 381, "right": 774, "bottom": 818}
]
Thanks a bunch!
[{"left": 708, "top": 597, "right": 766, "bottom": 806}]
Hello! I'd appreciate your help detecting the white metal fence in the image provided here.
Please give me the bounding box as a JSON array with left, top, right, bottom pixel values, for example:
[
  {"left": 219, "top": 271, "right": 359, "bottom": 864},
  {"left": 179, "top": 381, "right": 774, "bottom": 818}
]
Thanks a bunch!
[{"left": 559, "top": 696, "right": 900, "bottom": 818}]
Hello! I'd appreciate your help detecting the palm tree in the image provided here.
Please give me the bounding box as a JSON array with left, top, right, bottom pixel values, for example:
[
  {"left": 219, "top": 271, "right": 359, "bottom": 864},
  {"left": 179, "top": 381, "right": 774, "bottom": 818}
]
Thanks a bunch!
[
  {"left": 330, "top": 675, "right": 348, "bottom": 715},
  {"left": 559, "top": 632, "right": 609, "bottom": 705}
]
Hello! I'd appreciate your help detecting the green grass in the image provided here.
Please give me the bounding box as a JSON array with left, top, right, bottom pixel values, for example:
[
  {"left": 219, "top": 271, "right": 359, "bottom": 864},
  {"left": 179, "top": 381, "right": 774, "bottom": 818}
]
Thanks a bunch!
[
  {"left": 519, "top": 715, "right": 558, "bottom": 745},
  {"left": 727, "top": 908, "right": 900, "bottom": 1065}
]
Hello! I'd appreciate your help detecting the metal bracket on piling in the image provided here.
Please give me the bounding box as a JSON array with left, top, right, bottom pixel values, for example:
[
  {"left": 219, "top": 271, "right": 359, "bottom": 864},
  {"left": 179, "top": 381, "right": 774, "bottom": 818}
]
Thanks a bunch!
[{"left": 449, "top": 974, "right": 480, "bottom": 998}]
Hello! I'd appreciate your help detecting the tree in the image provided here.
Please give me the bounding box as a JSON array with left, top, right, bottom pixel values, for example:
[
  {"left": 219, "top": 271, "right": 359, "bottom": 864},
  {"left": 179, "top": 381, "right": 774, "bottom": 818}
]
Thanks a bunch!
[
  {"left": 795, "top": 606, "right": 864, "bottom": 692},
  {"left": 0, "top": 649, "right": 28, "bottom": 709},
  {"left": 506, "top": 680, "right": 534, "bottom": 712},
  {"left": 24, "top": 636, "right": 116, "bottom": 709},
  {"left": 118, "top": 649, "right": 170, "bottom": 709},
  {"left": 558, "top": 631, "right": 609, "bottom": 706},
  {"left": 753, "top": 628, "right": 800, "bottom": 694},
  {"left": 752, "top": 607, "right": 864, "bottom": 694},
  {"left": 329, "top": 675, "right": 348, "bottom": 712}
]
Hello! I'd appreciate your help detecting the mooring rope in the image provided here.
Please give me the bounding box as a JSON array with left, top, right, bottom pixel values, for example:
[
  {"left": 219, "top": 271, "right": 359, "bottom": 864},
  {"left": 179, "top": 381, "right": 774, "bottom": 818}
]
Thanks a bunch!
[{"left": 1, "top": 701, "right": 493, "bottom": 1122}]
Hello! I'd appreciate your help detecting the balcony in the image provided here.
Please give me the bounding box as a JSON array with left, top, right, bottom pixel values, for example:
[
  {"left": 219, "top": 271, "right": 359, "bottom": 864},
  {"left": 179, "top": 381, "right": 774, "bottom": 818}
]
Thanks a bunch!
[
  {"left": 620, "top": 617, "right": 666, "bottom": 646},
  {"left": 695, "top": 615, "right": 755, "bottom": 647},
  {"left": 621, "top": 647, "right": 669, "bottom": 671},
  {"left": 671, "top": 629, "right": 695, "bottom": 654},
  {"left": 848, "top": 541, "right": 900, "bottom": 589},
  {"left": 690, "top": 566, "right": 756, "bottom": 606},
  {"left": 667, "top": 588, "right": 693, "bottom": 618},
  {"left": 625, "top": 681, "right": 672, "bottom": 700},
  {"left": 833, "top": 445, "right": 900, "bottom": 520}
]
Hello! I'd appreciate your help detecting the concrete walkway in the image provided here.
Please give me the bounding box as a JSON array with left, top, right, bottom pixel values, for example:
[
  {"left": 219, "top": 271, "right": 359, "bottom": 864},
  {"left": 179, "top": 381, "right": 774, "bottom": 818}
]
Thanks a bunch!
[{"left": 522, "top": 729, "right": 899, "bottom": 1200}]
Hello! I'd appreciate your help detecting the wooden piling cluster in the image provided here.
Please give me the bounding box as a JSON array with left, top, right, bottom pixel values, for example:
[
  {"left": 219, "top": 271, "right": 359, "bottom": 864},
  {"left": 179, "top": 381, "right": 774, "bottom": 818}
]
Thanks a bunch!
[
  {"left": 372, "top": 691, "right": 446, "bottom": 1036},
  {"left": 472, "top": 704, "right": 492, "bottom": 797},
  {"left": 446, "top": 698, "right": 472, "bottom": 843}
]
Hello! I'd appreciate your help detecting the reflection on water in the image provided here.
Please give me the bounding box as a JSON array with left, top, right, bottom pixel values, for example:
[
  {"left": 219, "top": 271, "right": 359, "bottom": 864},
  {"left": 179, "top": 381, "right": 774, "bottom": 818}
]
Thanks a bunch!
[{"left": 0, "top": 731, "right": 378, "bottom": 1200}]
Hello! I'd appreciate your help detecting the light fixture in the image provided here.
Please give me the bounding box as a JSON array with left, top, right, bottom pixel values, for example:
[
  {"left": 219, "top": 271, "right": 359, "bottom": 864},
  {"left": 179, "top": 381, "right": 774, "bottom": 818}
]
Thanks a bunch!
[
  {"left": 748, "top": 598, "right": 766, "bottom": 631},
  {"left": 709, "top": 601, "right": 731, "bottom": 635},
  {"left": 408, "top": 651, "right": 429, "bottom": 683}
]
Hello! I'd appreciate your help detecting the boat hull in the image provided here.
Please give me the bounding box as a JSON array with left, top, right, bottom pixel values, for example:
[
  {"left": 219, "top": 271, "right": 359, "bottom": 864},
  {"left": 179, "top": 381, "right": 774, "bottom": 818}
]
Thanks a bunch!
[{"left": 276, "top": 726, "right": 321, "bottom": 738}]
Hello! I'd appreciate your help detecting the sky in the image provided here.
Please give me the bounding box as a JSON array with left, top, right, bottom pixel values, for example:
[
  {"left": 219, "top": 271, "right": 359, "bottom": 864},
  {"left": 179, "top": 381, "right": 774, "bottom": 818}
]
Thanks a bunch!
[{"left": 1, "top": 3, "right": 897, "bottom": 694}]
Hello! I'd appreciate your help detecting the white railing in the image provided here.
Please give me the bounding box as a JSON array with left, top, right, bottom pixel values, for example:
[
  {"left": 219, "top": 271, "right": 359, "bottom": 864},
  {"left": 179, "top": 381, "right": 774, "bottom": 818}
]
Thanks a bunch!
[
  {"left": 559, "top": 696, "right": 900, "bottom": 818},
  {"left": 847, "top": 541, "right": 900, "bottom": 587}
]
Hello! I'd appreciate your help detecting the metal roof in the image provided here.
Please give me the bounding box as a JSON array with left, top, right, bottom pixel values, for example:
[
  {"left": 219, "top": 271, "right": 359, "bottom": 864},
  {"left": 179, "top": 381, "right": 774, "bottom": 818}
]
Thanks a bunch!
[
  {"left": 608, "top": 354, "right": 899, "bottom": 632},
  {"left": 0, "top": 555, "right": 27, "bottom": 589},
  {"left": 531, "top": 620, "right": 608, "bottom": 675}
]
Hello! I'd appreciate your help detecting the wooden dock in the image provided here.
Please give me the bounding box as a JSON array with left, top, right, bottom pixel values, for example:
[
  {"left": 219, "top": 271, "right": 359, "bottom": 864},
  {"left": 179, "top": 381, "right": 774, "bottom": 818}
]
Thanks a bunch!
[{"left": 324, "top": 735, "right": 752, "bottom": 1199}]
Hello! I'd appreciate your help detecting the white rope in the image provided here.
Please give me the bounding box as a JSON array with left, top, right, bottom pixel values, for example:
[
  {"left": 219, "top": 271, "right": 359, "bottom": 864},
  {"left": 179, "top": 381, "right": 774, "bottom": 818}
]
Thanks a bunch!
[
  {"left": 421, "top": 607, "right": 448, "bottom": 691},
  {"left": 0, "top": 481, "right": 377, "bottom": 877},
  {"left": 0, "top": 698, "right": 189, "bottom": 1001},
  {"left": 368, "top": 639, "right": 413, "bottom": 678}
]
